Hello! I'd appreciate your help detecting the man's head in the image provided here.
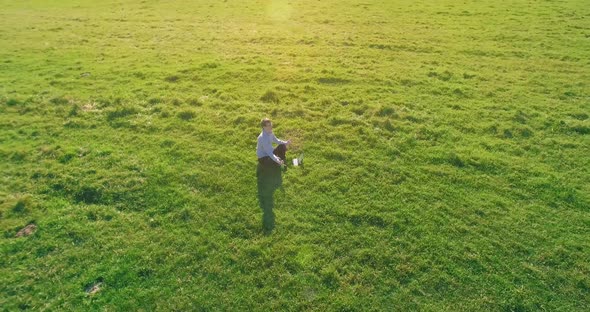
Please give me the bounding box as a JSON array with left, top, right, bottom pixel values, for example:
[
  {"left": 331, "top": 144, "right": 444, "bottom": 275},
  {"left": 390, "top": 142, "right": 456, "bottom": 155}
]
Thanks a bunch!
[{"left": 261, "top": 118, "right": 273, "bottom": 133}]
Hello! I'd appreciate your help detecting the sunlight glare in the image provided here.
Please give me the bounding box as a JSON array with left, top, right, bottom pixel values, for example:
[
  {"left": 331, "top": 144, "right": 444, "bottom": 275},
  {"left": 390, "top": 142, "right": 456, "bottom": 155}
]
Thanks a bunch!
[{"left": 267, "top": 0, "right": 292, "bottom": 22}]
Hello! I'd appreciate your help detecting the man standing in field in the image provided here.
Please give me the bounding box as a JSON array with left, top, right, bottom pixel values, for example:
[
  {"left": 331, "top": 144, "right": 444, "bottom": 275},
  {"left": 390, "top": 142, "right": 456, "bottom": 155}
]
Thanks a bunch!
[{"left": 256, "top": 118, "right": 290, "bottom": 234}]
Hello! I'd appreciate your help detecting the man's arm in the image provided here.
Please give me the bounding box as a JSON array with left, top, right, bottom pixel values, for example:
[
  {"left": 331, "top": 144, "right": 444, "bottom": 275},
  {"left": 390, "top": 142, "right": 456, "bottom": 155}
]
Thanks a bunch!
[
  {"left": 271, "top": 133, "right": 289, "bottom": 145},
  {"left": 261, "top": 136, "right": 283, "bottom": 164}
]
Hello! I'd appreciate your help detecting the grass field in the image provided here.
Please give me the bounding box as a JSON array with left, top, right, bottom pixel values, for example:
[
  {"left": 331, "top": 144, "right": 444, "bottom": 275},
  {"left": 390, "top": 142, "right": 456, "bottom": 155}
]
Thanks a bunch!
[{"left": 1, "top": 0, "right": 589, "bottom": 310}]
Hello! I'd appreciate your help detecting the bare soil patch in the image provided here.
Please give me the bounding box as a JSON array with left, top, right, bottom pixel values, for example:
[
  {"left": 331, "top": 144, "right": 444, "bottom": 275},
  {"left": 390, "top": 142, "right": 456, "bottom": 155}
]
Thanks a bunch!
[{"left": 15, "top": 223, "right": 37, "bottom": 237}]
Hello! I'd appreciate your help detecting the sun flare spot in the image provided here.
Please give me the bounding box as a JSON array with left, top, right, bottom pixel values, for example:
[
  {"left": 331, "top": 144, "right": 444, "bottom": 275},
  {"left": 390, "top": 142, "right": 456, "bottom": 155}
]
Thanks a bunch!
[{"left": 267, "top": 0, "right": 292, "bottom": 22}]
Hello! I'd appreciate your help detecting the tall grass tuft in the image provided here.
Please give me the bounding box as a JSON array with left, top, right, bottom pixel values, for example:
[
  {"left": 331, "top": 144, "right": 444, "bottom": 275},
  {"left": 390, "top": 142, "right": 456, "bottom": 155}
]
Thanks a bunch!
[
  {"left": 6, "top": 98, "right": 19, "bottom": 106},
  {"left": 177, "top": 110, "right": 196, "bottom": 120},
  {"left": 260, "top": 90, "right": 279, "bottom": 103}
]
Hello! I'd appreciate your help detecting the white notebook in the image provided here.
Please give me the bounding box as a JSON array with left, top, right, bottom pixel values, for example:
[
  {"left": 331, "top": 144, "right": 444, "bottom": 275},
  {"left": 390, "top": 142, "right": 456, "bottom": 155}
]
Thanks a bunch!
[{"left": 292, "top": 153, "right": 304, "bottom": 166}]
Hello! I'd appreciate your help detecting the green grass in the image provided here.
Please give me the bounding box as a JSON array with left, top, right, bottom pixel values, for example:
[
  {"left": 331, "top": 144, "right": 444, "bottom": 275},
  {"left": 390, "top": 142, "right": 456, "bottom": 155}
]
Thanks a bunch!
[{"left": 1, "top": 0, "right": 589, "bottom": 310}]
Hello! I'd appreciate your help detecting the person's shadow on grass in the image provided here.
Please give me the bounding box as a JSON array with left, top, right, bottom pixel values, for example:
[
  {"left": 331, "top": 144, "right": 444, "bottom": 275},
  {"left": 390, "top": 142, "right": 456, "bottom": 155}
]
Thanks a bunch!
[{"left": 256, "top": 162, "right": 282, "bottom": 235}]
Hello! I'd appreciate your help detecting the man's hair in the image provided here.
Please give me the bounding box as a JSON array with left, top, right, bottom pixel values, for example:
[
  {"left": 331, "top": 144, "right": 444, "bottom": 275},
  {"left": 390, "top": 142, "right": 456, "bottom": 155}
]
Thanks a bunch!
[{"left": 260, "top": 118, "right": 272, "bottom": 128}]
